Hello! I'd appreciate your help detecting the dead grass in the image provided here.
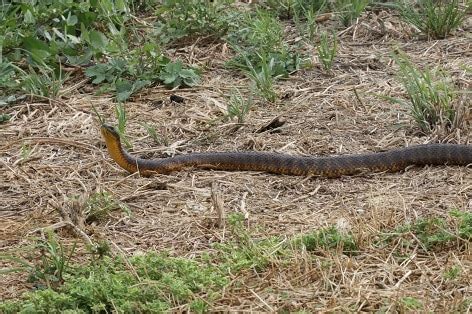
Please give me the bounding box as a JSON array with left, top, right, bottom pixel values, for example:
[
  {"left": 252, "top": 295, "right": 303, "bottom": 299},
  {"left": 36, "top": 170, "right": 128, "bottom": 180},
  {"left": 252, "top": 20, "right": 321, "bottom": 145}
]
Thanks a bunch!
[{"left": 1, "top": 6, "right": 471, "bottom": 312}]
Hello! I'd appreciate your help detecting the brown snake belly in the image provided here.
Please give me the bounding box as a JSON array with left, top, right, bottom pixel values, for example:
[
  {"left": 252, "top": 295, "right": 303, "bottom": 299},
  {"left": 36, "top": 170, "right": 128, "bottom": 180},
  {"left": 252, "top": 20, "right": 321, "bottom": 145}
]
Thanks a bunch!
[{"left": 101, "top": 125, "right": 472, "bottom": 177}]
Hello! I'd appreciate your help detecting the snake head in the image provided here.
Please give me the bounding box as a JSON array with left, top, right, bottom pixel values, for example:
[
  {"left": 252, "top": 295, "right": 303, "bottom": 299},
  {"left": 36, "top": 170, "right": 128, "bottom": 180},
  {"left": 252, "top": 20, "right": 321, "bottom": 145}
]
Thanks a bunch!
[{"left": 100, "top": 124, "right": 121, "bottom": 141}]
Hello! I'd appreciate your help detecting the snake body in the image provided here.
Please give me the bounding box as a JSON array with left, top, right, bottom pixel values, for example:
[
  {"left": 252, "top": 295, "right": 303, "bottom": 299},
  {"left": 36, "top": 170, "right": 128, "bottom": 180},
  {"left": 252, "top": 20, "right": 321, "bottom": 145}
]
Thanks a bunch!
[{"left": 101, "top": 125, "right": 472, "bottom": 177}]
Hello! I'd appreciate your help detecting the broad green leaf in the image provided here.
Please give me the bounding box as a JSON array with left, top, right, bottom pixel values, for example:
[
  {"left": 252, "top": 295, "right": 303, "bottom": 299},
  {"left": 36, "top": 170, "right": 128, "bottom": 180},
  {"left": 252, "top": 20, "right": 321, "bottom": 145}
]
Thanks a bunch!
[
  {"left": 88, "top": 31, "right": 108, "bottom": 50},
  {"left": 85, "top": 64, "right": 109, "bottom": 84},
  {"left": 0, "top": 114, "right": 11, "bottom": 123},
  {"left": 29, "top": 49, "right": 51, "bottom": 63},
  {"left": 23, "top": 37, "right": 50, "bottom": 54},
  {"left": 66, "top": 14, "right": 78, "bottom": 26},
  {"left": 24, "top": 10, "right": 35, "bottom": 24},
  {"left": 115, "top": 79, "right": 150, "bottom": 102},
  {"left": 116, "top": 79, "right": 133, "bottom": 102}
]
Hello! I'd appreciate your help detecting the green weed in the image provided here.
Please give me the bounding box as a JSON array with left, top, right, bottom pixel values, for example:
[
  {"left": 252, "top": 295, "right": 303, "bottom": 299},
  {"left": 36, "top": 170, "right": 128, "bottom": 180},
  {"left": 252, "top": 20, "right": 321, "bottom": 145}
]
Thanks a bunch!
[
  {"left": 333, "top": 0, "right": 370, "bottom": 26},
  {"left": 317, "top": 31, "right": 337, "bottom": 71},
  {"left": 243, "top": 55, "right": 278, "bottom": 103},
  {"left": 0, "top": 231, "right": 76, "bottom": 290},
  {"left": 378, "top": 210, "right": 472, "bottom": 252},
  {"left": 236, "top": 10, "right": 286, "bottom": 55},
  {"left": 400, "top": 296, "right": 423, "bottom": 311},
  {"left": 85, "top": 55, "right": 199, "bottom": 101},
  {"left": 84, "top": 191, "right": 130, "bottom": 223},
  {"left": 443, "top": 265, "right": 461, "bottom": 280},
  {"left": 398, "top": 0, "right": 469, "bottom": 39},
  {"left": 2, "top": 1, "right": 202, "bottom": 102},
  {"left": 264, "top": 0, "right": 300, "bottom": 19},
  {"left": 85, "top": 56, "right": 147, "bottom": 102},
  {"left": 390, "top": 52, "right": 458, "bottom": 133},
  {"left": 227, "top": 12, "right": 303, "bottom": 103},
  {"left": 0, "top": 114, "right": 10, "bottom": 123},
  {"left": 264, "top": 0, "right": 327, "bottom": 19},
  {"left": 141, "top": 122, "right": 168, "bottom": 145},
  {"left": 20, "top": 143, "right": 32, "bottom": 160},
  {"left": 159, "top": 60, "right": 200, "bottom": 88},
  {"left": 212, "top": 213, "right": 287, "bottom": 273},
  {"left": 294, "top": 1, "right": 326, "bottom": 41},
  {"left": 226, "top": 10, "right": 308, "bottom": 78},
  {"left": 1, "top": 0, "right": 132, "bottom": 96},
  {"left": 0, "top": 62, "right": 21, "bottom": 91},
  {"left": 154, "top": 0, "right": 231, "bottom": 44},
  {"left": 114, "top": 104, "right": 132, "bottom": 149},
  {"left": 20, "top": 65, "right": 68, "bottom": 98},
  {"left": 0, "top": 252, "right": 227, "bottom": 313},
  {"left": 226, "top": 88, "right": 252, "bottom": 123},
  {"left": 293, "top": 226, "right": 358, "bottom": 255}
]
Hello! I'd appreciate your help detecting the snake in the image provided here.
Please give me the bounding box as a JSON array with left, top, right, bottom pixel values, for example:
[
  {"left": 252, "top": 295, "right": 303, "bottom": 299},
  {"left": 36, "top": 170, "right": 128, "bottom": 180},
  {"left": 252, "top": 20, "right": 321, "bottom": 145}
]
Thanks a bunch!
[{"left": 101, "top": 124, "right": 472, "bottom": 177}]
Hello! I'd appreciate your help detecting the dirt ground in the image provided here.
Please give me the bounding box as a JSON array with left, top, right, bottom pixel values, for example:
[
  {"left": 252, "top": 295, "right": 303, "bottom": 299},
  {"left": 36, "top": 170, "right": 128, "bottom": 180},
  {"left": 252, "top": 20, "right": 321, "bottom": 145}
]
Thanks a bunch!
[{"left": 1, "top": 9, "right": 471, "bottom": 311}]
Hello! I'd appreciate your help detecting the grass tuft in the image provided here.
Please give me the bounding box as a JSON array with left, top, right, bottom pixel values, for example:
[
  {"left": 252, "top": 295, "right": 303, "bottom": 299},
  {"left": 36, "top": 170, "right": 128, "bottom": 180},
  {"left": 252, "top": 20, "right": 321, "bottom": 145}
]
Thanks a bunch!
[
  {"left": 226, "top": 88, "right": 252, "bottom": 123},
  {"left": 398, "top": 0, "right": 469, "bottom": 39},
  {"left": 317, "top": 31, "right": 337, "bottom": 71},
  {"left": 333, "top": 0, "right": 370, "bottom": 26},
  {"left": 377, "top": 210, "right": 472, "bottom": 252},
  {"left": 242, "top": 54, "right": 279, "bottom": 103},
  {"left": 84, "top": 191, "right": 130, "bottom": 223},
  {"left": 390, "top": 52, "right": 459, "bottom": 134},
  {"left": 293, "top": 226, "right": 358, "bottom": 255},
  {"left": 1, "top": 251, "right": 227, "bottom": 313},
  {"left": 1, "top": 231, "right": 76, "bottom": 291}
]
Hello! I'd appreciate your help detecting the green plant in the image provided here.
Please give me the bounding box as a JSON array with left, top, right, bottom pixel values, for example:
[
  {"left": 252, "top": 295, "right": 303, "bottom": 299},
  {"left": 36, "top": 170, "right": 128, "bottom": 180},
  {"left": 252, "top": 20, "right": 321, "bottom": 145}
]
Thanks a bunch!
[
  {"left": 400, "top": 296, "right": 423, "bottom": 310},
  {"left": 0, "top": 62, "right": 21, "bottom": 91},
  {"left": 226, "top": 10, "right": 284, "bottom": 63},
  {"left": 84, "top": 191, "right": 130, "bottom": 223},
  {"left": 85, "top": 59, "right": 129, "bottom": 85},
  {"left": 443, "top": 265, "right": 461, "bottom": 280},
  {"left": 299, "top": 3, "right": 323, "bottom": 41},
  {"left": 1, "top": 1, "right": 209, "bottom": 102},
  {"left": 114, "top": 103, "right": 132, "bottom": 149},
  {"left": 154, "top": 0, "right": 231, "bottom": 44},
  {"left": 0, "top": 0, "right": 133, "bottom": 98},
  {"left": 214, "top": 213, "right": 286, "bottom": 272},
  {"left": 264, "top": 0, "right": 298, "bottom": 18},
  {"left": 264, "top": 0, "right": 326, "bottom": 19},
  {"left": 226, "top": 9, "right": 309, "bottom": 80},
  {"left": 291, "top": 0, "right": 327, "bottom": 40},
  {"left": 398, "top": 0, "right": 468, "bottom": 39},
  {"left": 85, "top": 54, "right": 199, "bottom": 101},
  {"left": 293, "top": 226, "right": 358, "bottom": 254},
  {"left": 243, "top": 55, "right": 278, "bottom": 103},
  {"left": 246, "top": 10, "right": 285, "bottom": 55},
  {"left": 0, "top": 231, "right": 76, "bottom": 290},
  {"left": 333, "top": 0, "right": 370, "bottom": 26},
  {"left": 141, "top": 122, "right": 169, "bottom": 146},
  {"left": 390, "top": 52, "right": 457, "bottom": 133},
  {"left": 159, "top": 60, "right": 200, "bottom": 88},
  {"left": 378, "top": 210, "right": 472, "bottom": 251},
  {"left": 20, "top": 63, "right": 68, "bottom": 98},
  {"left": 226, "top": 88, "right": 252, "bottom": 123},
  {"left": 317, "top": 31, "right": 337, "bottom": 71},
  {"left": 84, "top": 52, "right": 157, "bottom": 102},
  {"left": 295, "top": 0, "right": 327, "bottom": 14},
  {"left": 451, "top": 209, "right": 472, "bottom": 240},
  {"left": 20, "top": 143, "right": 32, "bottom": 160},
  {"left": 0, "top": 252, "right": 228, "bottom": 313},
  {"left": 0, "top": 114, "right": 10, "bottom": 123}
]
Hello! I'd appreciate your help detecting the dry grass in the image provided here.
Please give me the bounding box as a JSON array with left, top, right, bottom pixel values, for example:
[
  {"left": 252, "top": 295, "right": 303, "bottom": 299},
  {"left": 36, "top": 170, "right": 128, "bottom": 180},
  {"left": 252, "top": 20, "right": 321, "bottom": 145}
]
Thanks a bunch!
[{"left": 1, "top": 6, "right": 471, "bottom": 312}]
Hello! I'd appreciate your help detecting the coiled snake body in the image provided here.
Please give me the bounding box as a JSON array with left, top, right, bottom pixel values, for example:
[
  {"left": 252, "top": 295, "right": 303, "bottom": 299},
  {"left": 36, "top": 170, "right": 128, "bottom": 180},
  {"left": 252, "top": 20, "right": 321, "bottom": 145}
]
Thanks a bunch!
[{"left": 101, "top": 125, "right": 472, "bottom": 177}]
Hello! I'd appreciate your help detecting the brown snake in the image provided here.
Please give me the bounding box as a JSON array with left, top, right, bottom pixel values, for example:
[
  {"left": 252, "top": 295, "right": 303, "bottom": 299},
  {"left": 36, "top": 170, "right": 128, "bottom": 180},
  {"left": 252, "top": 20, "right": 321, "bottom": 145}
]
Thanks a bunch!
[{"left": 101, "top": 124, "right": 472, "bottom": 177}]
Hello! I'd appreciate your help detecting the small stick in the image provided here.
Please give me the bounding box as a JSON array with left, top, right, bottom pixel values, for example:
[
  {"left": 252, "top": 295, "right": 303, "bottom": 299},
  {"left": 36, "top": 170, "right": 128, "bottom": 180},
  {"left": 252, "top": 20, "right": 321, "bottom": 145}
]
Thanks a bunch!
[{"left": 211, "top": 182, "right": 225, "bottom": 228}]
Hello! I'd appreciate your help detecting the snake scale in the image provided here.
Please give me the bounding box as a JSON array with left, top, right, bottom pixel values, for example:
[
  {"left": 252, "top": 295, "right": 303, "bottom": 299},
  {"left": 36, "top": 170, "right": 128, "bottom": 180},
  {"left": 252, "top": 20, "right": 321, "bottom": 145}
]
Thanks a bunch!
[{"left": 101, "top": 124, "right": 472, "bottom": 177}]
